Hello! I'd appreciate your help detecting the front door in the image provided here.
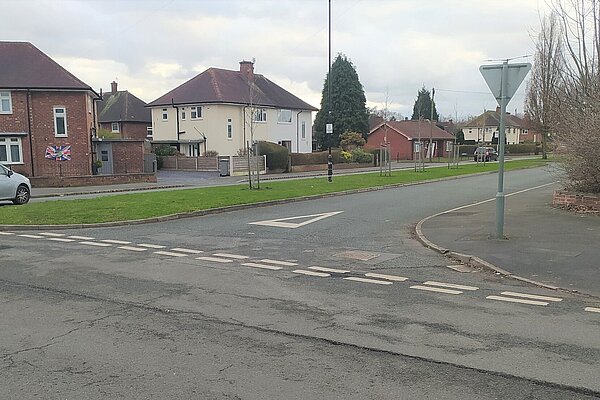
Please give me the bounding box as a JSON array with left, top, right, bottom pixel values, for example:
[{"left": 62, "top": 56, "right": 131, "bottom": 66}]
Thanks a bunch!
[{"left": 97, "top": 143, "right": 113, "bottom": 174}]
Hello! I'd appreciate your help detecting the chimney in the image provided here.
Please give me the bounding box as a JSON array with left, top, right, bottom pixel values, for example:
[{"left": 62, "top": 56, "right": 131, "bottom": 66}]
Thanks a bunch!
[
  {"left": 111, "top": 81, "right": 118, "bottom": 93},
  {"left": 239, "top": 60, "right": 254, "bottom": 82},
  {"left": 495, "top": 106, "right": 501, "bottom": 113}
]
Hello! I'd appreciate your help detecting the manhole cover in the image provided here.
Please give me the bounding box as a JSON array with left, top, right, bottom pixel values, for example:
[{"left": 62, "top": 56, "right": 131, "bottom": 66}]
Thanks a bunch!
[{"left": 335, "top": 250, "right": 380, "bottom": 261}]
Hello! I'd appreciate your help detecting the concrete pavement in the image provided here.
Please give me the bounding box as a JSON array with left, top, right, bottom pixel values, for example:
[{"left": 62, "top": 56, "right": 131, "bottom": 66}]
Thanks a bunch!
[{"left": 417, "top": 181, "right": 600, "bottom": 298}]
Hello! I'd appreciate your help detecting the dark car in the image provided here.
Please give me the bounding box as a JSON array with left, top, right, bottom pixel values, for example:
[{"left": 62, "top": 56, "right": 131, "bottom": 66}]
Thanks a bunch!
[{"left": 474, "top": 146, "right": 498, "bottom": 162}]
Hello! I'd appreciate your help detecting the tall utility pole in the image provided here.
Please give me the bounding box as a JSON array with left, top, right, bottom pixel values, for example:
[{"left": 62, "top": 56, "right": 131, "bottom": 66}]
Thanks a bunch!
[
  {"left": 428, "top": 87, "right": 435, "bottom": 161},
  {"left": 327, "top": 0, "right": 333, "bottom": 183}
]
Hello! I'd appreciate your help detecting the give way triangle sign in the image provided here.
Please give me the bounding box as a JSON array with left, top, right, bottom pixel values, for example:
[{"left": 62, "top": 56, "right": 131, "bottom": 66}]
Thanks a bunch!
[
  {"left": 248, "top": 211, "right": 344, "bottom": 229},
  {"left": 480, "top": 63, "right": 531, "bottom": 105}
]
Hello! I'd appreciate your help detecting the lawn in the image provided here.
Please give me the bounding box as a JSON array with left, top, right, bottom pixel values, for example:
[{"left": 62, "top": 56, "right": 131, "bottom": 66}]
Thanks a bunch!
[{"left": 0, "top": 159, "right": 549, "bottom": 226}]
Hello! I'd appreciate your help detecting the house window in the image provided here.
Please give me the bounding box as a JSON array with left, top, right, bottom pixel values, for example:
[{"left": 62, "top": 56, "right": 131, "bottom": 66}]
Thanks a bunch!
[
  {"left": 227, "top": 118, "right": 232, "bottom": 139},
  {"left": 253, "top": 108, "right": 267, "bottom": 122},
  {"left": 0, "top": 137, "right": 23, "bottom": 164},
  {"left": 53, "top": 107, "right": 67, "bottom": 137},
  {"left": 0, "top": 91, "right": 12, "bottom": 114},
  {"left": 146, "top": 126, "right": 153, "bottom": 138},
  {"left": 111, "top": 122, "right": 119, "bottom": 133},
  {"left": 181, "top": 109, "right": 186, "bottom": 120},
  {"left": 162, "top": 108, "right": 168, "bottom": 121},
  {"left": 278, "top": 109, "right": 292, "bottom": 123},
  {"left": 190, "top": 106, "right": 202, "bottom": 119},
  {"left": 301, "top": 121, "right": 306, "bottom": 139}
]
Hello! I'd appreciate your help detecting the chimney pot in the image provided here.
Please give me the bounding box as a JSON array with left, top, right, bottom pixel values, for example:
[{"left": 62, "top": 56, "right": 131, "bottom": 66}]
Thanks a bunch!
[
  {"left": 111, "top": 81, "right": 118, "bottom": 93},
  {"left": 239, "top": 60, "right": 254, "bottom": 81}
]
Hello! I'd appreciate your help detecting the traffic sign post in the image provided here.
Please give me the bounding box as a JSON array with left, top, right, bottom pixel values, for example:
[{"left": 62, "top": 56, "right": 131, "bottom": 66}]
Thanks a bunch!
[{"left": 480, "top": 61, "right": 531, "bottom": 239}]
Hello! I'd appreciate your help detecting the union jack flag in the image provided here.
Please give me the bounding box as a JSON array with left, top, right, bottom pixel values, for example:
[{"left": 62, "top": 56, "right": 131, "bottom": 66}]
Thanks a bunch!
[{"left": 45, "top": 145, "right": 72, "bottom": 161}]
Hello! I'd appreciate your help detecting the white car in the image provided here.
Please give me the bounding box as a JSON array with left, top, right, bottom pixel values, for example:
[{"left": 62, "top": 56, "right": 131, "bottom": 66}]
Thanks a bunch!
[{"left": 0, "top": 164, "right": 31, "bottom": 205}]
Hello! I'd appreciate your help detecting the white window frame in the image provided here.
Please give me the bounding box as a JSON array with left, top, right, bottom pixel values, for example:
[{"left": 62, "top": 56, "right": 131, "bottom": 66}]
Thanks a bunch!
[
  {"left": 0, "top": 137, "right": 23, "bottom": 164},
  {"left": 277, "top": 109, "right": 292, "bottom": 124},
  {"left": 181, "top": 108, "right": 186, "bottom": 120},
  {"left": 53, "top": 107, "right": 68, "bottom": 137},
  {"left": 253, "top": 108, "right": 267, "bottom": 122},
  {"left": 301, "top": 121, "right": 306, "bottom": 139},
  {"left": 0, "top": 91, "right": 12, "bottom": 114},
  {"left": 111, "top": 122, "right": 119, "bottom": 133},
  {"left": 227, "top": 118, "right": 233, "bottom": 140},
  {"left": 190, "top": 106, "right": 202, "bottom": 120},
  {"left": 162, "top": 108, "right": 168, "bottom": 121},
  {"left": 146, "top": 126, "right": 153, "bottom": 138}
]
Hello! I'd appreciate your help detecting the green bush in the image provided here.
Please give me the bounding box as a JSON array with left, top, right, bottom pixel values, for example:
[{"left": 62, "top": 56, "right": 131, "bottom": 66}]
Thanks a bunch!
[
  {"left": 152, "top": 144, "right": 177, "bottom": 170},
  {"left": 351, "top": 148, "right": 373, "bottom": 163},
  {"left": 290, "top": 150, "right": 343, "bottom": 165},
  {"left": 204, "top": 150, "right": 219, "bottom": 157},
  {"left": 505, "top": 144, "right": 540, "bottom": 154},
  {"left": 257, "top": 141, "right": 289, "bottom": 171}
]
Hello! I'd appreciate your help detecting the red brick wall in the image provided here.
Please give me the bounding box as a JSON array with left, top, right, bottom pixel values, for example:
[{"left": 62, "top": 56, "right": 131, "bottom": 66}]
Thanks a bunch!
[
  {"left": 111, "top": 141, "right": 144, "bottom": 174},
  {"left": 367, "top": 126, "right": 414, "bottom": 160},
  {"left": 30, "top": 173, "right": 156, "bottom": 188},
  {"left": 0, "top": 90, "right": 94, "bottom": 177},
  {"left": 553, "top": 190, "right": 600, "bottom": 211}
]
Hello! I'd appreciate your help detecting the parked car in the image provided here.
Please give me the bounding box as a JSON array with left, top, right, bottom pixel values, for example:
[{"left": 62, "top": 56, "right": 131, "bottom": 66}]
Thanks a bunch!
[
  {"left": 473, "top": 146, "right": 498, "bottom": 162},
  {"left": 0, "top": 164, "right": 31, "bottom": 205}
]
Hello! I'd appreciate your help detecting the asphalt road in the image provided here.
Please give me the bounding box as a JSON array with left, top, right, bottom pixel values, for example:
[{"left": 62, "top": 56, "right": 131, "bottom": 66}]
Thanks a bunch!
[{"left": 1, "top": 166, "right": 599, "bottom": 399}]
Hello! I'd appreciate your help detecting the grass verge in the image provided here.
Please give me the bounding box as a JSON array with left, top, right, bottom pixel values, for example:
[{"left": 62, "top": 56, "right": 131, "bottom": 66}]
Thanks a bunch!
[{"left": 0, "top": 159, "right": 549, "bottom": 225}]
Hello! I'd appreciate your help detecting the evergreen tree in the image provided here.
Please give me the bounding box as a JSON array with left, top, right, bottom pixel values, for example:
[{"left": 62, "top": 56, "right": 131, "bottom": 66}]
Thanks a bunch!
[
  {"left": 411, "top": 86, "right": 439, "bottom": 121},
  {"left": 314, "top": 54, "right": 369, "bottom": 150}
]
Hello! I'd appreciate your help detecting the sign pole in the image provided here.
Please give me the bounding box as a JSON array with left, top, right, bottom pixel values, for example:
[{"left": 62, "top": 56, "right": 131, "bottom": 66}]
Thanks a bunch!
[{"left": 495, "top": 61, "right": 508, "bottom": 239}]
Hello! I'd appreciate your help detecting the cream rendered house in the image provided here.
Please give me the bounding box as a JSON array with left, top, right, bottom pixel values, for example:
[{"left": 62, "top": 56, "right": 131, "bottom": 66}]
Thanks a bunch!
[
  {"left": 463, "top": 107, "right": 528, "bottom": 145},
  {"left": 147, "top": 61, "right": 317, "bottom": 157}
]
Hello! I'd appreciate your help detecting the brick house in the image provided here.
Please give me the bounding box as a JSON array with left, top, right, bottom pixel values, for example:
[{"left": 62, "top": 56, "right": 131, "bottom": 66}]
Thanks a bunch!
[
  {"left": 97, "top": 81, "right": 152, "bottom": 140},
  {"left": 367, "top": 120, "right": 455, "bottom": 160},
  {"left": 0, "top": 41, "right": 100, "bottom": 178}
]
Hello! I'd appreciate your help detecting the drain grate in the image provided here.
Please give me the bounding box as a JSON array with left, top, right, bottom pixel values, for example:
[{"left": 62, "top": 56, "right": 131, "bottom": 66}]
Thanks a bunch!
[{"left": 335, "top": 250, "right": 380, "bottom": 261}]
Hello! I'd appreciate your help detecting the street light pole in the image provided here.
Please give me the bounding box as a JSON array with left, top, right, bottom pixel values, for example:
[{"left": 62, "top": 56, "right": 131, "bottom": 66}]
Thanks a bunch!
[{"left": 327, "top": 0, "right": 333, "bottom": 183}]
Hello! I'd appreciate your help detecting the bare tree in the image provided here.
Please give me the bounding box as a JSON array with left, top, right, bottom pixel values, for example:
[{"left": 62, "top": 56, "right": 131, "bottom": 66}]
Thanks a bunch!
[
  {"left": 532, "top": 0, "right": 600, "bottom": 192},
  {"left": 525, "top": 13, "right": 564, "bottom": 159}
]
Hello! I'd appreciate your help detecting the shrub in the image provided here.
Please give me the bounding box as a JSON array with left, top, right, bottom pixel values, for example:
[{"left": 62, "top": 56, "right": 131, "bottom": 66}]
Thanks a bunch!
[
  {"left": 339, "top": 131, "right": 366, "bottom": 151},
  {"left": 257, "top": 141, "right": 289, "bottom": 171},
  {"left": 152, "top": 144, "right": 177, "bottom": 170},
  {"left": 340, "top": 150, "right": 353, "bottom": 162},
  {"left": 351, "top": 148, "right": 373, "bottom": 163},
  {"left": 204, "top": 150, "right": 219, "bottom": 157},
  {"left": 290, "top": 150, "right": 343, "bottom": 165}
]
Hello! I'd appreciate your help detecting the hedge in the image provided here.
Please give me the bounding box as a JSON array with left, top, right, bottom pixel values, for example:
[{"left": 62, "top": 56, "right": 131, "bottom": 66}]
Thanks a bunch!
[
  {"left": 291, "top": 149, "right": 343, "bottom": 165},
  {"left": 257, "top": 141, "right": 289, "bottom": 171}
]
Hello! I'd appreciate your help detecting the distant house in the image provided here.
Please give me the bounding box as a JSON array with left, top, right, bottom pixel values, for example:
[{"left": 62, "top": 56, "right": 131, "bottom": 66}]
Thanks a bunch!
[
  {"left": 146, "top": 61, "right": 318, "bottom": 156},
  {"left": 463, "top": 107, "right": 531, "bottom": 144},
  {"left": 367, "top": 120, "right": 455, "bottom": 160},
  {"left": 97, "top": 81, "right": 151, "bottom": 140},
  {"left": 0, "top": 41, "right": 100, "bottom": 178}
]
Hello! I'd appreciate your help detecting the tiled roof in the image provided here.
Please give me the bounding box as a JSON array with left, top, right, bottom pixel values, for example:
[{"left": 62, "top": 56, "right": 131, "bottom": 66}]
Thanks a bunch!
[
  {"left": 371, "top": 120, "right": 455, "bottom": 140},
  {"left": 98, "top": 91, "right": 151, "bottom": 123},
  {"left": 465, "top": 110, "right": 526, "bottom": 128},
  {"left": 147, "top": 67, "right": 317, "bottom": 111},
  {"left": 0, "top": 41, "right": 96, "bottom": 93}
]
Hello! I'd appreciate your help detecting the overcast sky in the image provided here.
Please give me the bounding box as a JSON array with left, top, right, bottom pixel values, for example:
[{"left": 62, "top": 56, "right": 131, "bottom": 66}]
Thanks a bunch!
[{"left": 2, "top": 0, "right": 551, "bottom": 121}]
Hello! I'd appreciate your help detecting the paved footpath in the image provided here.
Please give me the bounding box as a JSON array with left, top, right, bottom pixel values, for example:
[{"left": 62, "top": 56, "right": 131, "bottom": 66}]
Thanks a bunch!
[{"left": 419, "top": 181, "right": 600, "bottom": 298}]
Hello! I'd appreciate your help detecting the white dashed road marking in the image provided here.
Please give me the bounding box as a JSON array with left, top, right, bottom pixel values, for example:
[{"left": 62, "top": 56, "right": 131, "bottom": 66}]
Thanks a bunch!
[
  {"left": 410, "top": 285, "right": 462, "bottom": 295},
  {"left": 171, "top": 248, "right": 204, "bottom": 254},
  {"left": 423, "top": 281, "right": 479, "bottom": 291},
  {"left": 68, "top": 236, "right": 94, "bottom": 240},
  {"left": 155, "top": 251, "right": 188, "bottom": 257},
  {"left": 0, "top": 232, "right": 14, "bottom": 235},
  {"left": 585, "top": 307, "right": 600, "bottom": 313},
  {"left": 79, "top": 241, "right": 112, "bottom": 247},
  {"left": 196, "top": 256, "right": 234, "bottom": 263},
  {"left": 309, "top": 266, "right": 350, "bottom": 274},
  {"left": 500, "top": 291, "right": 562, "bottom": 302},
  {"left": 138, "top": 243, "right": 166, "bottom": 249},
  {"left": 344, "top": 277, "right": 393, "bottom": 285},
  {"left": 18, "top": 234, "right": 44, "bottom": 239},
  {"left": 100, "top": 239, "right": 131, "bottom": 245},
  {"left": 241, "top": 262, "right": 283, "bottom": 271},
  {"left": 213, "top": 253, "right": 249, "bottom": 259},
  {"left": 365, "top": 273, "right": 408, "bottom": 282},
  {"left": 39, "top": 232, "right": 65, "bottom": 237},
  {"left": 119, "top": 246, "right": 148, "bottom": 252},
  {"left": 292, "top": 269, "right": 330, "bottom": 277},
  {"left": 47, "top": 238, "right": 76, "bottom": 242},
  {"left": 486, "top": 295, "right": 549, "bottom": 306},
  {"left": 260, "top": 259, "right": 298, "bottom": 266}
]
